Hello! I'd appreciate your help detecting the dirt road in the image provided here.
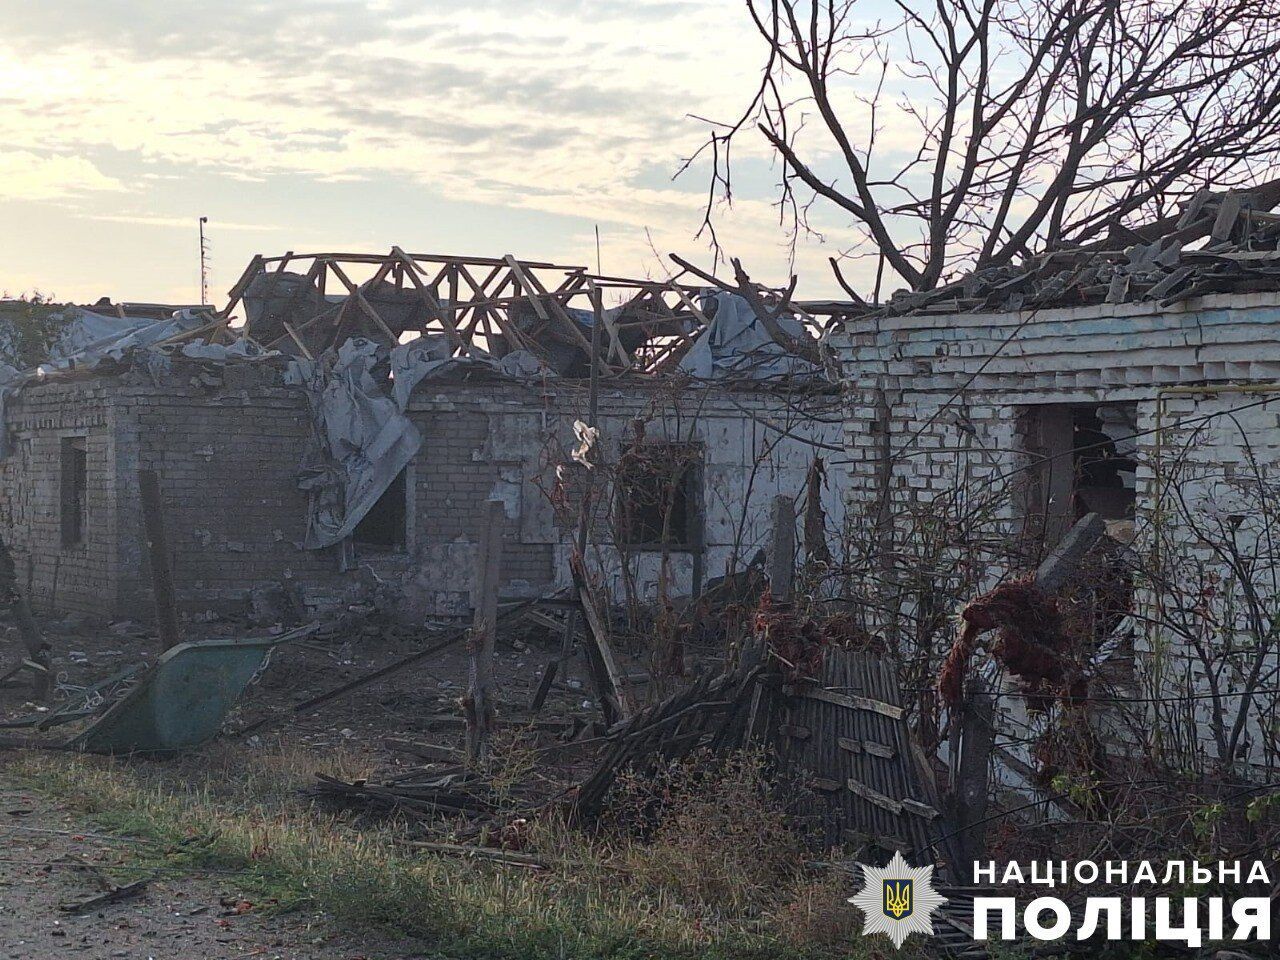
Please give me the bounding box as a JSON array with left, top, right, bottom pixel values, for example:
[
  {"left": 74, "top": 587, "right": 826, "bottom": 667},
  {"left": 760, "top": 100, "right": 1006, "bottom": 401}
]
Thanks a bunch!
[{"left": 0, "top": 774, "right": 412, "bottom": 960}]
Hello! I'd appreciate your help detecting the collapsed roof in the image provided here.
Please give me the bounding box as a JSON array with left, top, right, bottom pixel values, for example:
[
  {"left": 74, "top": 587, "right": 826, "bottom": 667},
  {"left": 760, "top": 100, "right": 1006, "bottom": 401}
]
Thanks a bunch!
[
  {"left": 225, "top": 250, "right": 828, "bottom": 382},
  {"left": 806, "top": 179, "right": 1280, "bottom": 320}
]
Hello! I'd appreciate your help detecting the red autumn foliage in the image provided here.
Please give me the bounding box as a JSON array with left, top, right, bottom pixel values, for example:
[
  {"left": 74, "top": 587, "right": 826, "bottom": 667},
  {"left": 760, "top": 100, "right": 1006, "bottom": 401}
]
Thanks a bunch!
[
  {"left": 754, "top": 592, "right": 829, "bottom": 682},
  {"left": 939, "top": 575, "right": 1079, "bottom": 709}
]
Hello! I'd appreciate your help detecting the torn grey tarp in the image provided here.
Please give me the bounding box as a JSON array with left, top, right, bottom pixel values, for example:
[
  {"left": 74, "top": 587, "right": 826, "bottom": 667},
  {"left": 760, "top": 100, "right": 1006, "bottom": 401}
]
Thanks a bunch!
[
  {"left": 286, "top": 338, "right": 423, "bottom": 550},
  {"left": 40, "top": 307, "right": 208, "bottom": 376},
  {"left": 389, "top": 336, "right": 548, "bottom": 407},
  {"left": 0, "top": 307, "right": 209, "bottom": 459},
  {"left": 678, "top": 292, "right": 823, "bottom": 380},
  {"left": 179, "top": 338, "right": 275, "bottom": 361}
]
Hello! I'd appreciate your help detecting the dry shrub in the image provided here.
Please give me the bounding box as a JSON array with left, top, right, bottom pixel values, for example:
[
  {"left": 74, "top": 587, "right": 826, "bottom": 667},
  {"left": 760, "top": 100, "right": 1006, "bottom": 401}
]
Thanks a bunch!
[
  {"left": 608, "top": 749, "right": 804, "bottom": 916},
  {"left": 771, "top": 869, "right": 863, "bottom": 949},
  {"left": 473, "top": 724, "right": 540, "bottom": 803}
]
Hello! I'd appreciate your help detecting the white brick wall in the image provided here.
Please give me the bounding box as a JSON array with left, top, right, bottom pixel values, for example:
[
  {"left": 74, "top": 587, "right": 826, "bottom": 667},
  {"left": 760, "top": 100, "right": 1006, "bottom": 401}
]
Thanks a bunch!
[{"left": 834, "top": 292, "right": 1280, "bottom": 778}]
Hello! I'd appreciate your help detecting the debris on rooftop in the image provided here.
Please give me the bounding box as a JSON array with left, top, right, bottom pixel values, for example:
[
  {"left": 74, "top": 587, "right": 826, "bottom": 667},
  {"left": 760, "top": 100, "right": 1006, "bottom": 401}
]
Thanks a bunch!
[{"left": 809, "top": 178, "right": 1280, "bottom": 318}]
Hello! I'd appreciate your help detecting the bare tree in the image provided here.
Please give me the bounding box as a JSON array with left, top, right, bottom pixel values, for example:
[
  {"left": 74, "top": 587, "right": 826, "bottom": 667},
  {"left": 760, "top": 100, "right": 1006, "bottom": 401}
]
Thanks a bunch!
[{"left": 685, "top": 0, "right": 1280, "bottom": 293}]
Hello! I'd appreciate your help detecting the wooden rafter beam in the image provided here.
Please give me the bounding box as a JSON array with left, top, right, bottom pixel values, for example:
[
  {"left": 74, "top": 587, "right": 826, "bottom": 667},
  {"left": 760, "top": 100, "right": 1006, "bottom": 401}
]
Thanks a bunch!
[
  {"left": 505, "top": 254, "right": 612, "bottom": 375},
  {"left": 326, "top": 259, "right": 398, "bottom": 345},
  {"left": 389, "top": 246, "right": 465, "bottom": 351}
]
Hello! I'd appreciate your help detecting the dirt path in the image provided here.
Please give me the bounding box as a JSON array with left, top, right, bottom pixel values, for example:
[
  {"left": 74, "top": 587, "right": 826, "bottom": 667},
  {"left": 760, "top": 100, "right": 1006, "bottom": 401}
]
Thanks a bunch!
[{"left": 0, "top": 773, "right": 417, "bottom": 960}]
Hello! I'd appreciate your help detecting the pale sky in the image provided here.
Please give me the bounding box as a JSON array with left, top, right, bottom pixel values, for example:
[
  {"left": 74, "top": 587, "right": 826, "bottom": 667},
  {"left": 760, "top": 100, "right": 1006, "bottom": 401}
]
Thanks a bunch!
[{"left": 0, "top": 0, "right": 878, "bottom": 307}]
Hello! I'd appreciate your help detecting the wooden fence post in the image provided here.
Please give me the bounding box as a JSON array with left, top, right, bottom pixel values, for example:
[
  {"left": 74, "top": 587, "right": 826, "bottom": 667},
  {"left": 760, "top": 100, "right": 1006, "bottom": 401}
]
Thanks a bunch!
[
  {"left": 954, "top": 681, "right": 996, "bottom": 882},
  {"left": 138, "top": 469, "right": 180, "bottom": 652},
  {"left": 770, "top": 495, "right": 795, "bottom": 603},
  {"left": 466, "top": 500, "right": 504, "bottom": 760}
]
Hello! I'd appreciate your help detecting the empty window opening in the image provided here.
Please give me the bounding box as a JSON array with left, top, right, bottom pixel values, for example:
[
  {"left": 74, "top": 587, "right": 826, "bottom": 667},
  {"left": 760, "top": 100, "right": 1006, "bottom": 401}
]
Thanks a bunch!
[
  {"left": 615, "top": 443, "right": 702, "bottom": 549},
  {"left": 354, "top": 469, "right": 408, "bottom": 552},
  {"left": 1073, "top": 406, "right": 1137, "bottom": 520},
  {"left": 1024, "top": 402, "right": 1137, "bottom": 543},
  {"left": 60, "top": 437, "right": 87, "bottom": 548}
]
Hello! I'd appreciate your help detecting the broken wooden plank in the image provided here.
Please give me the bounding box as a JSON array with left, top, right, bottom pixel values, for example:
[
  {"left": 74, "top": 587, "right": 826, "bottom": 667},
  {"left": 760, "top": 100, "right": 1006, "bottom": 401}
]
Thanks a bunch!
[
  {"left": 403, "top": 841, "right": 549, "bottom": 870},
  {"left": 901, "top": 798, "right": 941, "bottom": 820},
  {"left": 59, "top": 878, "right": 150, "bottom": 914},
  {"left": 789, "top": 685, "right": 905, "bottom": 720},
  {"left": 571, "top": 561, "right": 631, "bottom": 724},
  {"left": 282, "top": 321, "right": 314, "bottom": 360},
  {"left": 237, "top": 596, "right": 545, "bottom": 734},
  {"left": 382, "top": 738, "right": 461, "bottom": 763},
  {"left": 846, "top": 777, "right": 904, "bottom": 815},
  {"left": 837, "top": 736, "right": 897, "bottom": 759}
]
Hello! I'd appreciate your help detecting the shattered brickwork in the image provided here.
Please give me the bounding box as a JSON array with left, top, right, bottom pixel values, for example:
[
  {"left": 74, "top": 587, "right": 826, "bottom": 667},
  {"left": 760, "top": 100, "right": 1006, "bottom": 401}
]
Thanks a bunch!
[{"left": 1, "top": 372, "right": 844, "bottom": 621}]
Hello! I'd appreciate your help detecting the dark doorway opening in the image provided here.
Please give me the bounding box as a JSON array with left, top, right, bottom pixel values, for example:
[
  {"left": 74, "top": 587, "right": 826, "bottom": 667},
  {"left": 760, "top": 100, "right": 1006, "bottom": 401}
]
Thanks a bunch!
[{"left": 60, "top": 437, "right": 87, "bottom": 548}]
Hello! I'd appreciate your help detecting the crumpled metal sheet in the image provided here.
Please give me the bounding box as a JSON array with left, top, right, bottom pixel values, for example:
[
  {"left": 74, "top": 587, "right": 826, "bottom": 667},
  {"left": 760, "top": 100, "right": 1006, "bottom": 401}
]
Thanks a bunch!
[
  {"left": 287, "top": 338, "right": 422, "bottom": 550},
  {"left": 71, "top": 637, "right": 277, "bottom": 754},
  {"left": 288, "top": 335, "right": 551, "bottom": 550}
]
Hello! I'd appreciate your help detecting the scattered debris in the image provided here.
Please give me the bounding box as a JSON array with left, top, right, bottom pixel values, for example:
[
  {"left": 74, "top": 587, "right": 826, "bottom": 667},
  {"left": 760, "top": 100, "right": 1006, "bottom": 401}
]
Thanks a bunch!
[
  {"left": 59, "top": 877, "right": 151, "bottom": 914},
  {"left": 69, "top": 633, "right": 300, "bottom": 753}
]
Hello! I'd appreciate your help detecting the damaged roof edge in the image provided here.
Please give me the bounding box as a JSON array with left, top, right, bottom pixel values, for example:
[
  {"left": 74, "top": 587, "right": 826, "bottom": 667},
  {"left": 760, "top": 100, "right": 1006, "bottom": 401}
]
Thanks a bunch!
[{"left": 808, "top": 178, "right": 1280, "bottom": 322}]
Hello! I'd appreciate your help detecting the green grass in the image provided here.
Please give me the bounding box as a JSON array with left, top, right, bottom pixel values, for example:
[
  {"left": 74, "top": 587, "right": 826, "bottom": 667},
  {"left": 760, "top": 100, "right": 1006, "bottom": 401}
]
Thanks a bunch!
[{"left": 5, "top": 747, "right": 911, "bottom": 960}]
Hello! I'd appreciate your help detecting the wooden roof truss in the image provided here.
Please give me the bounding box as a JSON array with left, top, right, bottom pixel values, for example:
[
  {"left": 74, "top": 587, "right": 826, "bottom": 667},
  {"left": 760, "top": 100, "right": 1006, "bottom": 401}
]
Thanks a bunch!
[{"left": 218, "top": 249, "right": 816, "bottom": 378}]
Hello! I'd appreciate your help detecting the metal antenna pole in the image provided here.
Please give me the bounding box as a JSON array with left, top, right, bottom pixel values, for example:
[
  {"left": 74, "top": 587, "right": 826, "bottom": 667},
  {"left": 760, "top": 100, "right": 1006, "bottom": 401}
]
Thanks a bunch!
[{"left": 198, "top": 216, "right": 210, "bottom": 306}]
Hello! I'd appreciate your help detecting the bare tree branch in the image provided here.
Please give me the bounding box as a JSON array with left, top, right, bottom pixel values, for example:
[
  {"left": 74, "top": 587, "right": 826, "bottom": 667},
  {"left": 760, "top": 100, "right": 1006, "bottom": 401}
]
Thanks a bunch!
[{"left": 684, "top": 0, "right": 1280, "bottom": 293}]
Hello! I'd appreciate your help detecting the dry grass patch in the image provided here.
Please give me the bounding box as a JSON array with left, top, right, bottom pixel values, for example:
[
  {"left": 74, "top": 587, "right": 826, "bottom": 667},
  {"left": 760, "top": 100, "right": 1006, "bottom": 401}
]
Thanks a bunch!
[{"left": 6, "top": 743, "right": 911, "bottom": 960}]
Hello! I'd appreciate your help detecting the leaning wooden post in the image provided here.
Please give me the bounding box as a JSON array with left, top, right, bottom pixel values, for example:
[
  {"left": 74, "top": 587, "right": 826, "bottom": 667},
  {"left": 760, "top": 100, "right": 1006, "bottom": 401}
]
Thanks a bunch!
[
  {"left": 0, "top": 535, "right": 52, "bottom": 700},
  {"left": 947, "top": 512, "right": 1106, "bottom": 877},
  {"left": 465, "top": 500, "right": 504, "bottom": 761},
  {"left": 138, "top": 469, "right": 180, "bottom": 652},
  {"left": 953, "top": 678, "right": 996, "bottom": 882}
]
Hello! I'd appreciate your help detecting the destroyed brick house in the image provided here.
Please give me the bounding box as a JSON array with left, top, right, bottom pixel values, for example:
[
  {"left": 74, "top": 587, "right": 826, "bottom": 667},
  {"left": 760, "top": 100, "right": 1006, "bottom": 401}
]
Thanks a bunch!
[
  {"left": 822, "top": 183, "right": 1280, "bottom": 793},
  {"left": 0, "top": 251, "right": 845, "bottom": 624}
]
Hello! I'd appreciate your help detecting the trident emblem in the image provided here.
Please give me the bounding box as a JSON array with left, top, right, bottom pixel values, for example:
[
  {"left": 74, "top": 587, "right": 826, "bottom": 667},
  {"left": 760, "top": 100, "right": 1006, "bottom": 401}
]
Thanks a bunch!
[{"left": 883, "top": 879, "right": 913, "bottom": 919}]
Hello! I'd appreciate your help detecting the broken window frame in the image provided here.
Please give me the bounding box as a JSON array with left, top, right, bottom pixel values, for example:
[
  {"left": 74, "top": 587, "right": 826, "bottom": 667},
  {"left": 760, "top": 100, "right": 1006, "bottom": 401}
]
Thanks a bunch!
[
  {"left": 613, "top": 442, "right": 704, "bottom": 551},
  {"left": 1020, "top": 401, "right": 1137, "bottom": 547}
]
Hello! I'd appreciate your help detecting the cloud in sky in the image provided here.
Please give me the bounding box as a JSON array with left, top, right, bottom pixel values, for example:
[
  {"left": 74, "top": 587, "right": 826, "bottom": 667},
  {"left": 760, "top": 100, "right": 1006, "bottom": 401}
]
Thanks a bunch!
[
  {"left": 0, "top": 0, "right": 905, "bottom": 303},
  {"left": 0, "top": 150, "right": 125, "bottom": 201}
]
